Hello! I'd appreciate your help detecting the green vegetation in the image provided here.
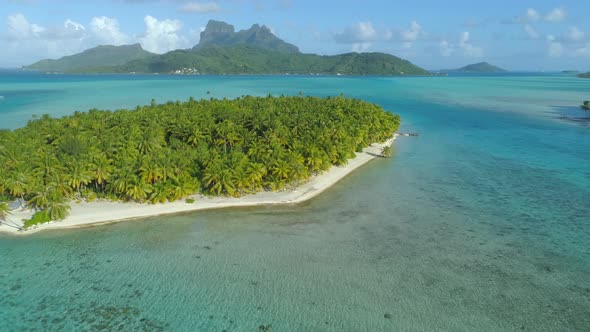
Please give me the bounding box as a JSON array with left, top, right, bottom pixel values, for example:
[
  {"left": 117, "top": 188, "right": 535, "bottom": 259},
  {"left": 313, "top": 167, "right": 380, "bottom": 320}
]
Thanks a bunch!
[
  {"left": 94, "top": 45, "right": 429, "bottom": 75},
  {"left": 443, "top": 62, "right": 506, "bottom": 73},
  {"left": 24, "top": 44, "right": 155, "bottom": 72},
  {"left": 581, "top": 100, "right": 590, "bottom": 117},
  {"left": 23, "top": 211, "right": 52, "bottom": 228},
  {"left": 23, "top": 19, "right": 428, "bottom": 76},
  {"left": 381, "top": 146, "right": 392, "bottom": 158},
  {"left": 0, "top": 201, "right": 9, "bottom": 220},
  {"left": 0, "top": 95, "right": 400, "bottom": 225},
  {"left": 577, "top": 72, "right": 590, "bottom": 78}
]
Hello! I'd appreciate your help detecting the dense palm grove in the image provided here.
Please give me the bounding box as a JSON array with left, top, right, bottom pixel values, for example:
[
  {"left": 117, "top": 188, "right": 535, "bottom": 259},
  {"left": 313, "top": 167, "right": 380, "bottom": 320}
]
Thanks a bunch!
[{"left": 0, "top": 95, "right": 399, "bottom": 224}]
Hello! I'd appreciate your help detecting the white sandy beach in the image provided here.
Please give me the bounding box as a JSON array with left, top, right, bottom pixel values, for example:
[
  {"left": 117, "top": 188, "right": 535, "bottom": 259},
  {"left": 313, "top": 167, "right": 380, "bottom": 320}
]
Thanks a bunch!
[{"left": 0, "top": 135, "right": 397, "bottom": 235}]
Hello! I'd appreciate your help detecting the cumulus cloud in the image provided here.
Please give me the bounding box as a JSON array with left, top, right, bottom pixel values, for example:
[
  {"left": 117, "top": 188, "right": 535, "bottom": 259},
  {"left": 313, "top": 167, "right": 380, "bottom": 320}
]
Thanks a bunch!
[
  {"left": 334, "top": 20, "right": 427, "bottom": 52},
  {"left": 180, "top": 2, "right": 221, "bottom": 13},
  {"left": 546, "top": 35, "right": 563, "bottom": 57},
  {"left": 439, "top": 32, "right": 483, "bottom": 58},
  {"left": 139, "top": 15, "right": 188, "bottom": 53},
  {"left": 545, "top": 8, "right": 566, "bottom": 23},
  {"left": 505, "top": 7, "right": 567, "bottom": 24},
  {"left": 334, "top": 22, "right": 378, "bottom": 44},
  {"left": 459, "top": 31, "right": 483, "bottom": 57},
  {"left": 90, "top": 16, "right": 130, "bottom": 45},
  {"left": 439, "top": 40, "right": 453, "bottom": 57},
  {"left": 566, "top": 26, "right": 584, "bottom": 42},
  {"left": 65, "top": 19, "right": 85, "bottom": 32},
  {"left": 400, "top": 21, "right": 422, "bottom": 48},
  {"left": 1, "top": 13, "right": 195, "bottom": 66},
  {"left": 6, "top": 13, "right": 45, "bottom": 40},
  {"left": 400, "top": 21, "right": 421, "bottom": 42},
  {"left": 526, "top": 8, "right": 541, "bottom": 22},
  {"left": 2, "top": 14, "right": 91, "bottom": 65}
]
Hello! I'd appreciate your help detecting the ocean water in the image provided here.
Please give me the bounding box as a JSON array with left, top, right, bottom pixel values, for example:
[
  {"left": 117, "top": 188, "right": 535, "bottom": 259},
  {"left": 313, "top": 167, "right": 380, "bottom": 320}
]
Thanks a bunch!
[{"left": 1, "top": 72, "right": 589, "bottom": 331}]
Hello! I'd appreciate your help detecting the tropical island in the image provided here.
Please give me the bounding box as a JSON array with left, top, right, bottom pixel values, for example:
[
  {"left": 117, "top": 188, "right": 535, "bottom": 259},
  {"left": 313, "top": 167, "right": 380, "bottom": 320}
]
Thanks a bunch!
[
  {"left": 24, "top": 20, "right": 429, "bottom": 76},
  {"left": 577, "top": 72, "right": 590, "bottom": 78},
  {"left": 440, "top": 62, "right": 507, "bottom": 73},
  {"left": 0, "top": 95, "right": 399, "bottom": 233}
]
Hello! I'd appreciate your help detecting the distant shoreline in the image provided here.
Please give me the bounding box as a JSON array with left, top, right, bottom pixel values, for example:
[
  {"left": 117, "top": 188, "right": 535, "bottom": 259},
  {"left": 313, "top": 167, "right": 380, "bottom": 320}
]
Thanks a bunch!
[{"left": 0, "top": 135, "right": 397, "bottom": 236}]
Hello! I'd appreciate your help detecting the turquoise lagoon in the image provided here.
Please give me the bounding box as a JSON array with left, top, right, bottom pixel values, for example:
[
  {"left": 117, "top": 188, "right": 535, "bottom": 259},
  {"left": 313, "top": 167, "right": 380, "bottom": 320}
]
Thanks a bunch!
[{"left": 0, "top": 72, "right": 589, "bottom": 331}]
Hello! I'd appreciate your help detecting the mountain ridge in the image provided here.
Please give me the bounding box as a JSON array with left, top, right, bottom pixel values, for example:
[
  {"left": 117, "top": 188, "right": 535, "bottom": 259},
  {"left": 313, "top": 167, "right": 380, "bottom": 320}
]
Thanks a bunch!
[
  {"left": 24, "top": 44, "right": 155, "bottom": 72},
  {"left": 194, "top": 20, "right": 299, "bottom": 54},
  {"left": 23, "top": 20, "right": 429, "bottom": 76}
]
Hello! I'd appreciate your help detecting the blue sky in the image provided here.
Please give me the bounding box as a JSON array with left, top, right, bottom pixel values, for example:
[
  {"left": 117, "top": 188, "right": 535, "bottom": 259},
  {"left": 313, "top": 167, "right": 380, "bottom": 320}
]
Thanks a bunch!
[{"left": 1, "top": 0, "right": 589, "bottom": 70}]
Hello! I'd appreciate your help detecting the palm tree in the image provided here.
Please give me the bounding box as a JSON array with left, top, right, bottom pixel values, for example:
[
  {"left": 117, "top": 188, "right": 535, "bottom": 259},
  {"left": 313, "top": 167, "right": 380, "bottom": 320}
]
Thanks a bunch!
[
  {"left": 581, "top": 100, "right": 590, "bottom": 118},
  {"left": 6, "top": 172, "right": 28, "bottom": 207},
  {"left": 45, "top": 196, "right": 71, "bottom": 220},
  {"left": 0, "top": 202, "right": 11, "bottom": 223},
  {"left": 148, "top": 182, "right": 169, "bottom": 204},
  {"left": 66, "top": 161, "right": 94, "bottom": 197},
  {"left": 126, "top": 176, "right": 152, "bottom": 202},
  {"left": 90, "top": 153, "right": 113, "bottom": 190},
  {"left": 381, "top": 146, "right": 392, "bottom": 158},
  {"left": 169, "top": 177, "right": 197, "bottom": 201},
  {"left": 140, "top": 161, "right": 162, "bottom": 184},
  {"left": 0, "top": 201, "right": 21, "bottom": 230}
]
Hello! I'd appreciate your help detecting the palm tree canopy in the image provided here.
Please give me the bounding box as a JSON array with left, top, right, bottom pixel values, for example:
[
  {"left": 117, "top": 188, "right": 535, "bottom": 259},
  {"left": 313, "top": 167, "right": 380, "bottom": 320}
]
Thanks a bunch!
[{"left": 0, "top": 95, "right": 400, "bottom": 224}]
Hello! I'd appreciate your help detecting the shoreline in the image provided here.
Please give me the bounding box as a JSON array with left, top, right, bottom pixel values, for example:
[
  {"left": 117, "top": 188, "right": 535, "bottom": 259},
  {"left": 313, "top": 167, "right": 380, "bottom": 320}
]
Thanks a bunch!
[{"left": 0, "top": 135, "right": 397, "bottom": 236}]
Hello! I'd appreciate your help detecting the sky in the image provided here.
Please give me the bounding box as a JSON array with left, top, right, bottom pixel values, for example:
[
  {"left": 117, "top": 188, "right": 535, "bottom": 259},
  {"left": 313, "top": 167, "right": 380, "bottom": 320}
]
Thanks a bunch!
[{"left": 1, "top": 0, "right": 589, "bottom": 70}]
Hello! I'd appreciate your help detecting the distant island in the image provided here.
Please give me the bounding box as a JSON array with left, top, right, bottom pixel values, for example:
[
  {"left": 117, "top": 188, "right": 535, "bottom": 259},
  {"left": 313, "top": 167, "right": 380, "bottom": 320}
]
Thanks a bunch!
[
  {"left": 0, "top": 95, "right": 399, "bottom": 232},
  {"left": 25, "top": 44, "right": 155, "bottom": 73},
  {"left": 562, "top": 70, "right": 580, "bottom": 74},
  {"left": 577, "top": 72, "right": 590, "bottom": 78},
  {"left": 24, "top": 20, "right": 429, "bottom": 76},
  {"left": 440, "top": 62, "right": 507, "bottom": 73}
]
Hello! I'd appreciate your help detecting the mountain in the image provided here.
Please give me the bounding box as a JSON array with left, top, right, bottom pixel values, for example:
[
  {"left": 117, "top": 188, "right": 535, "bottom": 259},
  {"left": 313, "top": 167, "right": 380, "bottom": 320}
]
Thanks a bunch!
[
  {"left": 23, "top": 20, "right": 430, "bottom": 76},
  {"left": 24, "top": 44, "right": 155, "bottom": 72},
  {"left": 443, "top": 62, "right": 506, "bottom": 73},
  {"left": 102, "top": 45, "right": 429, "bottom": 75},
  {"left": 193, "top": 20, "right": 299, "bottom": 54}
]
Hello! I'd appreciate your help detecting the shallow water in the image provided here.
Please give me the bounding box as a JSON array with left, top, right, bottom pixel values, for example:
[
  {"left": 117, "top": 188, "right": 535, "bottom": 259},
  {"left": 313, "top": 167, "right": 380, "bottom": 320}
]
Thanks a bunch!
[{"left": 1, "top": 73, "right": 589, "bottom": 331}]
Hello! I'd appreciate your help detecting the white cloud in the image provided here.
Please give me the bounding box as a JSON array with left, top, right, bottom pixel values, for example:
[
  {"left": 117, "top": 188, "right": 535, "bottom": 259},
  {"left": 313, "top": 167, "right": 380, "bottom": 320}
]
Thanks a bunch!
[
  {"left": 90, "top": 16, "right": 129, "bottom": 45},
  {"left": 180, "top": 2, "right": 221, "bottom": 13},
  {"left": 334, "top": 22, "right": 378, "bottom": 43},
  {"left": 400, "top": 21, "right": 421, "bottom": 42},
  {"left": 546, "top": 35, "right": 563, "bottom": 57},
  {"left": 6, "top": 13, "right": 45, "bottom": 39},
  {"left": 566, "top": 26, "right": 584, "bottom": 42},
  {"left": 399, "top": 21, "right": 422, "bottom": 49},
  {"left": 439, "top": 40, "right": 453, "bottom": 57},
  {"left": 526, "top": 8, "right": 541, "bottom": 22},
  {"left": 545, "top": 8, "right": 566, "bottom": 23},
  {"left": 507, "top": 7, "right": 567, "bottom": 24},
  {"left": 64, "top": 19, "right": 85, "bottom": 32},
  {"left": 437, "top": 32, "right": 482, "bottom": 58},
  {"left": 459, "top": 31, "right": 483, "bottom": 57},
  {"left": 139, "top": 15, "right": 188, "bottom": 53},
  {"left": 524, "top": 24, "right": 539, "bottom": 39}
]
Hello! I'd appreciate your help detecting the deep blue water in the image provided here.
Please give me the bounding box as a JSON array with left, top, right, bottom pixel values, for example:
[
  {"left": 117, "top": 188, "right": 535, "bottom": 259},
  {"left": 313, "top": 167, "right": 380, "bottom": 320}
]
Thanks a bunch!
[{"left": 0, "top": 72, "right": 589, "bottom": 331}]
